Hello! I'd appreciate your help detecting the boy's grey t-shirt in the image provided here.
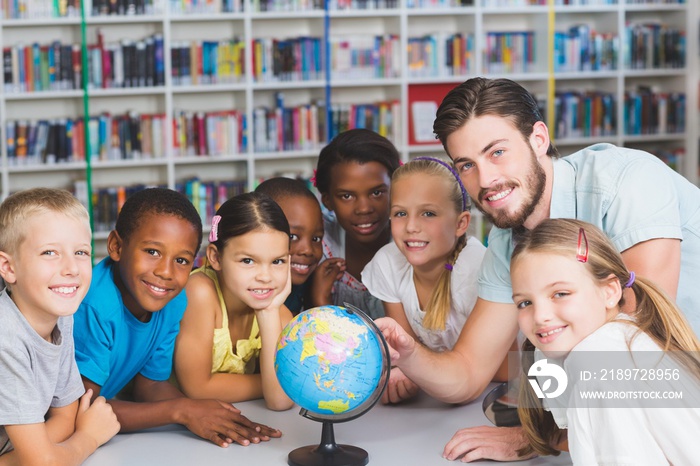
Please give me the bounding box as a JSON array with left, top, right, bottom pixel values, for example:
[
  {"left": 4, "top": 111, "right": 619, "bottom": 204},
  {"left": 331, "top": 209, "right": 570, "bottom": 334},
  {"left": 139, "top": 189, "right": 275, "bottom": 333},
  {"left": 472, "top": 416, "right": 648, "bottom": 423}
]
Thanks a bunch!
[{"left": 0, "top": 290, "right": 84, "bottom": 456}]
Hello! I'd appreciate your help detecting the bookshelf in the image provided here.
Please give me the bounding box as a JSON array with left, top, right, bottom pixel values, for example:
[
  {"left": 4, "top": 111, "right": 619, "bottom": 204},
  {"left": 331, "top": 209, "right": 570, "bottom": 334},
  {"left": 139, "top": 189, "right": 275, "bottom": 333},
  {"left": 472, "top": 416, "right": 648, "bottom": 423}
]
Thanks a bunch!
[{"left": 0, "top": 0, "right": 698, "bottom": 250}]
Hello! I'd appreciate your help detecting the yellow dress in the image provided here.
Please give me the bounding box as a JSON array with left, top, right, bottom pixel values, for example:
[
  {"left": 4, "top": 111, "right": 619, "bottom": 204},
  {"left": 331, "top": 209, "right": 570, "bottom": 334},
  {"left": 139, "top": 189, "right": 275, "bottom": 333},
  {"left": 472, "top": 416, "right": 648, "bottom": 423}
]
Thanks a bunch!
[{"left": 192, "top": 266, "right": 262, "bottom": 375}]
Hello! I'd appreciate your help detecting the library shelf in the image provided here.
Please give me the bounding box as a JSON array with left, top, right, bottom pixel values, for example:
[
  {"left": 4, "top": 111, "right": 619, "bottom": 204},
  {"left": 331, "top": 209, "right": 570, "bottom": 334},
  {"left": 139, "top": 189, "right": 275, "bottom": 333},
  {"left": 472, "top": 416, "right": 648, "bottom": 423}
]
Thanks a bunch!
[{"left": 0, "top": 0, "right": 697, "bottom": 251}]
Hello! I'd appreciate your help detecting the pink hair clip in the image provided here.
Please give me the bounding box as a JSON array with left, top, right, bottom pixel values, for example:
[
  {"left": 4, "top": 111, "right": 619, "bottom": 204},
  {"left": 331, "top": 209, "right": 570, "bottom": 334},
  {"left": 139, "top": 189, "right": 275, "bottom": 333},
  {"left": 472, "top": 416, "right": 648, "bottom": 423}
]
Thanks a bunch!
[
  {"left": 310, "top": 169, "right": 318, "bottom": 187},
  {"left": 576, "top": 227, "right": 588, "bottom": 263},
  {"left": 209, "top": 215, "right": 222, "bottom": 242}
]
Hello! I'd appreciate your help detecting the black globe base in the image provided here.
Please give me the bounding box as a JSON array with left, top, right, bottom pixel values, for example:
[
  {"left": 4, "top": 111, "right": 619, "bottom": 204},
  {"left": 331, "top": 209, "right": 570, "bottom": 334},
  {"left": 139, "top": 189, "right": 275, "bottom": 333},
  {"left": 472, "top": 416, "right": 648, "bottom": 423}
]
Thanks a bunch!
[{"left": 288, "top": 421, "right": 369, "bottom": 466}]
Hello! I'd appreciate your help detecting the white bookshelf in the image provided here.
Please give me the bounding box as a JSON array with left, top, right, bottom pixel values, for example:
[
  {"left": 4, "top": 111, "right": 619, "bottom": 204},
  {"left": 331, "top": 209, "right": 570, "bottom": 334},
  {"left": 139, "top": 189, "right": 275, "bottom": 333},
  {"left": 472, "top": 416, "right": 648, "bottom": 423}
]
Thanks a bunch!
[{"left": 0, "top": 0, "right": 697, "bottom": 244}]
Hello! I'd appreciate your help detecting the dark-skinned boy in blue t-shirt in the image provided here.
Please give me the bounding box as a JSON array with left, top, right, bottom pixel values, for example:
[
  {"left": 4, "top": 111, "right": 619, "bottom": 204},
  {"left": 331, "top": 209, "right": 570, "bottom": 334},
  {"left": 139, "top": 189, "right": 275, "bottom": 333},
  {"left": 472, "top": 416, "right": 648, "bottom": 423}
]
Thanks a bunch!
[{"left": 73, "top": 188, "right": 282, "bottom": 448}]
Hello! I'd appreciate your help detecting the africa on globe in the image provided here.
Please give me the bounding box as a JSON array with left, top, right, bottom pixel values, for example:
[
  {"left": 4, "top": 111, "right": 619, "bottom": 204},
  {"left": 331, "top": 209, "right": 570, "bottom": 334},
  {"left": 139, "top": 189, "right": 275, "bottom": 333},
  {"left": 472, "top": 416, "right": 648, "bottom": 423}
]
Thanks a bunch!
[{"left": 275, "top": 305, "right": 386, "bottom": 418}]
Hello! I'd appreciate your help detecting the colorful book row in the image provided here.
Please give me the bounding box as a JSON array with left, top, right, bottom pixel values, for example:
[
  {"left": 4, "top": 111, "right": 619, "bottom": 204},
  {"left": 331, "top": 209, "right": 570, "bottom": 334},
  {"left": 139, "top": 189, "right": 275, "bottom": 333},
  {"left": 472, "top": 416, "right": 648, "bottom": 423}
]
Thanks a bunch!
[
  {"left": 5, "top": 113, "right": 167, "bottom": 165},
  {"left": 407, "top": 33, "right": 475, "bottom": 78},
  {"left": 330, "top": 34, "right": 400, "bottom": 79},
  {"left": 553, "top": 91, "right": 616, "bottom": 139},
  {"left": 3, "top": 42, "right": 81, "bottom": 93},
  {"left": 89, "top": 112, "right": 167, "bottom": 160},
  {"left": 91, "top": 184, "right": 164, "bottom": 233},
  {"left": 177, "top": 178, "right": 247, "bottom": 227},
  {"left": 624, "top": 23, "right": 686, "bottom": 70},
  {"left": 6, "top": 118, "right": 85, "bottom": 164},
  {"left": 171, "top": 39, "right": 245, "bottom": 86},
  {"left": 554, "top": 26, "right": 618, "bottom": 72},
  {"left": 252, "top": 97, "right": 326, "bottom": 153},
  {"left": 252, "top": 37, "right": 324, "bottom": 83},
  {"left": 625, "top": 1, "right": 685, "bottom": 4},
  {"left": 89, "top": 178, "right": 247, "bottom": 234},
  {"left": 2, "top": 0, "right": 82, "bottom": 18},
  {"left": 88, "top": 31, "right": 166, "bottom": 89},
  {"left": 169, "top": 0, "right": 240, "bottom": 14},
  {"left": 407, "top": 0, "right": 472, "bottom": 7},
  {"left": 327, "top": 100, "right": 400, "bottom": 142},
  {"left": 89, "top": 0, "right": 159, "bottom": 15},
  {"left": 2, "top": 33, "right": 165, "bottom": 93},
  {"left": 172, "top": 110, "right": 246, "bottom": 157},
  {"left": 484, "top": 31, "right": 536, "bottom": 74},
  {"left": 328, "top": 0, "right": 398, "bottom": 9},
  {"left": 624, "top": 89, "right": 685, "bottom": 135},
  {"left": 251, "top": 0, "right": 321, "bottom": 11}
]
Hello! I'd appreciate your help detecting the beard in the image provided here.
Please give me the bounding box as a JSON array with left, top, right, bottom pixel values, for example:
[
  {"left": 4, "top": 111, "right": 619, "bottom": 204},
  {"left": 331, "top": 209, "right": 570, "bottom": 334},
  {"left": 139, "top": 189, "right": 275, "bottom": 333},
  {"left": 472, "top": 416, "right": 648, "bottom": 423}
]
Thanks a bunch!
[{"left": 472, "top": 148, "right": 547, "bottom": 230}]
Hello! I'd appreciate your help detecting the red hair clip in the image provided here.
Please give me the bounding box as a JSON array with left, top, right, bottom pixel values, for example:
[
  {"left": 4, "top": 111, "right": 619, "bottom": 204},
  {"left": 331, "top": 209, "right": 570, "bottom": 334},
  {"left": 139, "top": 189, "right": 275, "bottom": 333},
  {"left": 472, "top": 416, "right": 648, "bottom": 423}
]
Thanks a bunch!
[{"left": 576, "top": 227, "right": 588, "bottom": 263}]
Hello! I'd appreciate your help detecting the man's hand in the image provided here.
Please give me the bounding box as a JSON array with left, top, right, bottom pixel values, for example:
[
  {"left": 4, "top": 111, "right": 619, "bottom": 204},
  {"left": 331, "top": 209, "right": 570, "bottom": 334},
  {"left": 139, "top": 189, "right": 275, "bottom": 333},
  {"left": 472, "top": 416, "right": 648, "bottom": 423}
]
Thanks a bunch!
[
  {"left": 381, "top": 367, "right": 420, "bottom": 404},
  {"left": 442, "top": 425, "right": 535, "bottom": 462},
  {"left": 180, "top": 399, "right": 282, "bottom": 447},
  {"left": 374, "top": 317, "right": 417, "bottom": 365}
]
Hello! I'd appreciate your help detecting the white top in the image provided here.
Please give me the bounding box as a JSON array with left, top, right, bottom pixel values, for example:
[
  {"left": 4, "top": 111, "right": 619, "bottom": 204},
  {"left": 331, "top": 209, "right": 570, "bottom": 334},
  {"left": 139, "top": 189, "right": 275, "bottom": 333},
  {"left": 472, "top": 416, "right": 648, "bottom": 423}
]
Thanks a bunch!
[
  {"left": 539, "top": 316, "right": 700, "bottom": 465},
  {"left": 361, "top": 238, "right": 486, "bottom": 352}
]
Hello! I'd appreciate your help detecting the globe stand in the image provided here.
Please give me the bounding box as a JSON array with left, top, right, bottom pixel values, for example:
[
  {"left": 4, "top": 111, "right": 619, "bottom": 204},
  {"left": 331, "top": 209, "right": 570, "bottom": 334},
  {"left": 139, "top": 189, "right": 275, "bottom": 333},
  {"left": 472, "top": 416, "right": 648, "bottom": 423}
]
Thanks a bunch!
[{"left": 288, "top": 420, "right": 368, "bottom": 466}]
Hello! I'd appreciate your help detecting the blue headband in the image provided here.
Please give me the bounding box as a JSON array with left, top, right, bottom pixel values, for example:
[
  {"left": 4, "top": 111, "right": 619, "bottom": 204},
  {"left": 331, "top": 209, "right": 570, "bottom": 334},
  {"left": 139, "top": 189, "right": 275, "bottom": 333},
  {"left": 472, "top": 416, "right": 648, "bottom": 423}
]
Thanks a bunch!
[{"left": 413, "top": 156, "right": 470, "bottom": 212}]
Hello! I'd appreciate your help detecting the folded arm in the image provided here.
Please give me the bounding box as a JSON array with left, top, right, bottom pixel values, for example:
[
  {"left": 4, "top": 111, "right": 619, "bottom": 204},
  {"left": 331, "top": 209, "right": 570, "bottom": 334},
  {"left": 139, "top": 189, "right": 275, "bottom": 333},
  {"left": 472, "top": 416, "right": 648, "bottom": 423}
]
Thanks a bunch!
[{"left": 3, "top": 392, "right": 119, "bottom": 466}]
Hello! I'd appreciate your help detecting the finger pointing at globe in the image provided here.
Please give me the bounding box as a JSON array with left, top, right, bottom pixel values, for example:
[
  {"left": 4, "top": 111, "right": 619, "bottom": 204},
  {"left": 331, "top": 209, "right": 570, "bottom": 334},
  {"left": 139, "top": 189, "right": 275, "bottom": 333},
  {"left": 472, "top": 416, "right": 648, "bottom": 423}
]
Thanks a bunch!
[{"left": 374, "top": 317, "right": 417, "bottom": 364}]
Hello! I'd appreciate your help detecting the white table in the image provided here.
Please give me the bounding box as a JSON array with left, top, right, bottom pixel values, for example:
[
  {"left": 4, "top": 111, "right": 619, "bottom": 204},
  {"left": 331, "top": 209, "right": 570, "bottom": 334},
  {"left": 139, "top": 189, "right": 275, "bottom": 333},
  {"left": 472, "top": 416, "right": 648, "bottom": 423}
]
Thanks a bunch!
[{"left": 83, "top": 389, "right": 571, "bottom": 466}]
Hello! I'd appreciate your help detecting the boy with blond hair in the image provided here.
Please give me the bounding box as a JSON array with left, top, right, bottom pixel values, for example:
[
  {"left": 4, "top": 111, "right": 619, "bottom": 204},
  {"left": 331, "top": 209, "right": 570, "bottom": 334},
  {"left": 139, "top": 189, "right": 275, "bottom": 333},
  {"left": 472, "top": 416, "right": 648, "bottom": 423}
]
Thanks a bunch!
[{"left": 0, "top": 188, "right": 119, "bottom": 465}]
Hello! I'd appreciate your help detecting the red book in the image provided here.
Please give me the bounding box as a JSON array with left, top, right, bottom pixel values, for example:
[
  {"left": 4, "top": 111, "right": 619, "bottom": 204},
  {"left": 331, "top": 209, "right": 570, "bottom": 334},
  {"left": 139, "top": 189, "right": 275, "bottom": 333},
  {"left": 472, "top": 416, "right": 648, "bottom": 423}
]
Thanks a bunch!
[
  {"left": 72, "top": 44, "right": 81, "bottom": 90},
  {"left": 111, "top": 117, "right": 120, "bottom": 157},
  {"left": 196, "top": 112, "right": 206, "bottom": 155},
  {"left": 73, "top": 119, "right": 83, "bottom": 161},
  {"left": 25, "top": 46, "right": 33, "bottom": 92},
  {"left": 194, "top": 42, "right": 203, "bottom": 85},
  {"left": 172, "top": 115, "right": 180, "bottom": 155}
]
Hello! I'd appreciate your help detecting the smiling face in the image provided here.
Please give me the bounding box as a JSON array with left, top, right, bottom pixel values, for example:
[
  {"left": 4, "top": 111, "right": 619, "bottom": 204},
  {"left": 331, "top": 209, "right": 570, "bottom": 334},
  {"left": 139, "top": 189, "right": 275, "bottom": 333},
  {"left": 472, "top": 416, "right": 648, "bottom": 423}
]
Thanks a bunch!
[
  {"left": 390, "top": 173, "right": 469, "bottom": 271},
  {"left": 109, "top": 213, "right": 199, "bottom": 322},
  {"left": 210, "top": 228, "right": 290, "bottom": 311},
  {"left": 2, "top": 211, "right": 92, "bottom": 336},
  {"left": 448, "top": 115, "right": 550, "bottom": 231},
  {"left": 512, "top": 252, "right": 619, "bottom": 356},
  {"left": 275, "top": 195, "right": 323, "bottom": 286},
  {"left": 321, "top": 161, "right": 391, "bottom": 246}
]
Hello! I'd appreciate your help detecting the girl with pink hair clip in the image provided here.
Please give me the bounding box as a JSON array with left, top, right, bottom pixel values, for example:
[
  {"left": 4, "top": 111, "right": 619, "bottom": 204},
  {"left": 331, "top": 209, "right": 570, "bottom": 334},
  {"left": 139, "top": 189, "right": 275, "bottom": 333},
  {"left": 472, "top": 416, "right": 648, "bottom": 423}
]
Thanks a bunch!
[{"left": 173, "top": 192, "right": 294, "bottom": 411}]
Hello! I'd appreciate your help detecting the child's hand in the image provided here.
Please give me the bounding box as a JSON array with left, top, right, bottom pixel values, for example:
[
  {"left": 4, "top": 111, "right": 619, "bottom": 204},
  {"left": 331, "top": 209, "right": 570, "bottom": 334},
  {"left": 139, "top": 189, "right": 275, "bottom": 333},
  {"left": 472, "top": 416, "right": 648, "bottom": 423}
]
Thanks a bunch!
[
  {"left": 261, "top": 255, "right": 292, "bottom": 313},
  {"left": 381, "top": 367, "right": 420, "bottom": 405},
  {"left": 309, "top": 258, "right": 346, "bottom": 306},
  {"left": 75, "top": 389, "right": 120, "bottom": 448},
  {"left": 182, "top": 399, "right": 282, "bottom": 447}
]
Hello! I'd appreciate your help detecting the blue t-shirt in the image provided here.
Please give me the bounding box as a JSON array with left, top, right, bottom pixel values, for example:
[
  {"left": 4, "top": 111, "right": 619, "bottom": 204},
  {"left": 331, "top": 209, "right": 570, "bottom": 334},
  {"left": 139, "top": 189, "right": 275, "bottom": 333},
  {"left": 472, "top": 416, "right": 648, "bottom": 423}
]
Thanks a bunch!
[
  {"left": 73, "top": 258, "right": 188, "bottom": 399},
  {"left": 478, "top": 144, "right": 700, "bottom": 335}
]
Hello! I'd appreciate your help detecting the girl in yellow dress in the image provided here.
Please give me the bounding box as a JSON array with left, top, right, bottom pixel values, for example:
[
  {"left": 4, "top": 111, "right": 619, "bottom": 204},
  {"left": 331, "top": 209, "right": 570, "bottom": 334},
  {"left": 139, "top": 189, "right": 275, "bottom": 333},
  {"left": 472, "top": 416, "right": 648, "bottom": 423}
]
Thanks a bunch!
[{"left": 174, "top": 192, "right": 294, "bottom": 411}]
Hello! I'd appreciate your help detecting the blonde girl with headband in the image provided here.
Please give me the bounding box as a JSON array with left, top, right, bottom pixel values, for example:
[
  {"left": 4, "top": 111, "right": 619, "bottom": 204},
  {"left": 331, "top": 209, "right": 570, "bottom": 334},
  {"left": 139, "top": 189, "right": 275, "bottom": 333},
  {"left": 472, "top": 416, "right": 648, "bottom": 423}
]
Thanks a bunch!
[
  {"left": 362, "top": 157, "right": 486, "bottom": 401},
  {"left": 174, "top": 192, "right": 294, "bottom": 411},
  {"left": 512, "top": 218, "right": 700, "bottom": 464}
]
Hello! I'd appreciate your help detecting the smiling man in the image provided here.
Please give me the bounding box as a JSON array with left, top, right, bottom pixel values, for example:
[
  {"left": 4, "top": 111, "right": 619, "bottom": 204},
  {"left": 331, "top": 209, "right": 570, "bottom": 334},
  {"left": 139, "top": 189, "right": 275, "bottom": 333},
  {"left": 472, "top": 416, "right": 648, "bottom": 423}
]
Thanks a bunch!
[{"left": 375, "top": 77, "right": 700, "bottom": 462}]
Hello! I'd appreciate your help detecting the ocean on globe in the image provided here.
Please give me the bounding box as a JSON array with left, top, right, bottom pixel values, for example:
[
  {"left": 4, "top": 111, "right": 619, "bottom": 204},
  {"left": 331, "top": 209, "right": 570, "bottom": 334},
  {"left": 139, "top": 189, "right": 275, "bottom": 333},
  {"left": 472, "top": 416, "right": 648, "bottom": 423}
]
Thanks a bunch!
[{"left": 275, "top": 305, "right": 386, "bottom": 419}]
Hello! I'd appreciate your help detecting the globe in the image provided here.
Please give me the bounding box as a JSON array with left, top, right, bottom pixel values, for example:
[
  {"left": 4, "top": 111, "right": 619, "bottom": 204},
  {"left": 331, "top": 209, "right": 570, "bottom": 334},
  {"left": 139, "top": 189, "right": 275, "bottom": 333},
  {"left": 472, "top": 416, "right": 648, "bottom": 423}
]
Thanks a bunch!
[{"left": 275, "top": 304, "right": 390, "bottom": 466}]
